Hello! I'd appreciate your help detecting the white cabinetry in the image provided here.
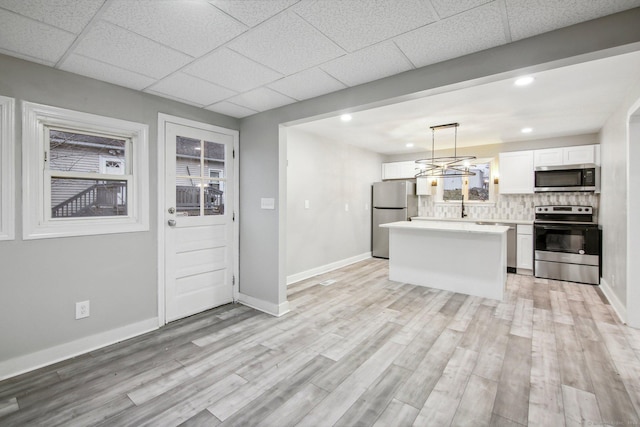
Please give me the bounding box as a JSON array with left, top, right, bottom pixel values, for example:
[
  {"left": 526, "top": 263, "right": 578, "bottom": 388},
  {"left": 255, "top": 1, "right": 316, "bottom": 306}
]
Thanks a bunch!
[
  {"left": 534, "top": 144, "right": 600, "bottom": 167},
  {"left": 517, "top": 224, "right": 533, "bottom": 273},
  {"left": 382, "top": 161, "right": 418, "bottom": 180},
  {"left": 416, "top": 177, "right": 433, "bottom": 196},
  {"left": 498, "top": 151, "right": 534, "bottom": 194}
]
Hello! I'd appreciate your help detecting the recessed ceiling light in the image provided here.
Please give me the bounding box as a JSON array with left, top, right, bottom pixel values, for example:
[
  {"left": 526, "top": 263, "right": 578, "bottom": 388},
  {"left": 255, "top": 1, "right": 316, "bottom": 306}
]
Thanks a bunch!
[
  {"left": 340, "top": 114, "right": 352, "bottom": 122},
  {"left": 406, "top": 143, "right": 414, "bottom": 148},
  {"left": 521, "top": 127, "right": 533, "bottom": 133},
  {"left": 515, "top": 76, "right": 534, "bottom": 86}
]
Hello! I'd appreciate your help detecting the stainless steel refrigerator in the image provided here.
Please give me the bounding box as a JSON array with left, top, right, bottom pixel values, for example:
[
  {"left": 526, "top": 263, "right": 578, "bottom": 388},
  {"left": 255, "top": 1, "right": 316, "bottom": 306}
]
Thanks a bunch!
[{"left": 372, "top": 181, "right": 418, "bottom": 258}]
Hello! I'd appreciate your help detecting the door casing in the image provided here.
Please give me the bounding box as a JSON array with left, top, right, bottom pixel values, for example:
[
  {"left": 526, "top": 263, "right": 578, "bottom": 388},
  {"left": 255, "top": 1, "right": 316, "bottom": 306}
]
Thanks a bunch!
[{"left": 157, "top": 113, "right": 239, "bottom": 326}]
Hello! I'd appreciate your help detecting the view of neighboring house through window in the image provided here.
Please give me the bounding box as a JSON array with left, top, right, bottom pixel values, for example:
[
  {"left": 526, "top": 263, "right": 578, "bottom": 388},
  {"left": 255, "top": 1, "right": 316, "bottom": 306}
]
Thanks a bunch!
[
  {"left": 175, "top": 136, "right": 225, "bottom": 216},
  {"left": 48, "top": 129, "right": 129, "bottom": 218},
  {"left": 441, "top": 161, "right": 492, "bottom": 202},
  {"left": 22, "top": 102, "right": 148, "bottom": 239}
]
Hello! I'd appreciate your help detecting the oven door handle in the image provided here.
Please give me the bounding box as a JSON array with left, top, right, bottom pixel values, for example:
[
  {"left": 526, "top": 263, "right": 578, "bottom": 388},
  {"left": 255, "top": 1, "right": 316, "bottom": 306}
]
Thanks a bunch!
[{"left": 535, "top": 224, "right": 594, "bottom": 231}]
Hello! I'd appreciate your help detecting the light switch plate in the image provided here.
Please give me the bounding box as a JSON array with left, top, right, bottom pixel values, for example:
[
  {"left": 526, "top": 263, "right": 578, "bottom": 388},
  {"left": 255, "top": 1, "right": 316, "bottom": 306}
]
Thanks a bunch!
[
  {"left": 304, "top": 200, "right": 310, "bottom": 209},
  {"left": 261, "top": 198, "right": 275, "bottom": 210}
]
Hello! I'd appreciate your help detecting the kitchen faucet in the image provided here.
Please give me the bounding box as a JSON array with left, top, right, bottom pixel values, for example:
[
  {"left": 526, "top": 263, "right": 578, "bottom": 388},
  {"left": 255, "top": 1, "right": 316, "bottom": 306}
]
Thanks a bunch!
[{"left": 461, "top": 195, "right": 467, "bottom": 218}]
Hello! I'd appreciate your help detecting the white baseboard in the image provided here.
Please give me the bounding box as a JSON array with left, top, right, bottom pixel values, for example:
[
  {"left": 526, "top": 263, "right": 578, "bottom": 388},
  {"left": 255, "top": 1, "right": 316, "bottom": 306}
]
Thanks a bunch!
[
  {"left": 0, "top": 317, "right": 158, "bottom": 381},
  {"left": 238, "top": 293, "right": 290, "bottom": 317},
  {"left": 286, "top": 252, "right": 372, "bottom": 286},
  {"left": 599, "top": 278, "right": 627, "bottom": 324}
]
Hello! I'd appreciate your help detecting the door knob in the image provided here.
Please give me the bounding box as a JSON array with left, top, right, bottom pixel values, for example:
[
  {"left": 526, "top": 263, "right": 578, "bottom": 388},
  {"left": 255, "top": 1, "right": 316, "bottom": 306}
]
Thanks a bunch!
[{"left": 168, "top": 219, "right": 176, "bottom": 226}]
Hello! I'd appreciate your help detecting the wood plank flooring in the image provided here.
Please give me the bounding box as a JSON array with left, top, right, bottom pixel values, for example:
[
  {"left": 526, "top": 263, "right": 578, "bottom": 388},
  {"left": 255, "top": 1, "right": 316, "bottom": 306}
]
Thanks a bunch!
[{"left": 1, "top": 258, "right": 640, "bottom": 426}]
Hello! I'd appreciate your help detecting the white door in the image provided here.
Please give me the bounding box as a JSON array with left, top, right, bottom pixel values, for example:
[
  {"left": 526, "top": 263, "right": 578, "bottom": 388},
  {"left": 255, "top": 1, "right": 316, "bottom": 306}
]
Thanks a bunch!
[{"left": 164, "top": 121, "right": 235, "bottom": 322}]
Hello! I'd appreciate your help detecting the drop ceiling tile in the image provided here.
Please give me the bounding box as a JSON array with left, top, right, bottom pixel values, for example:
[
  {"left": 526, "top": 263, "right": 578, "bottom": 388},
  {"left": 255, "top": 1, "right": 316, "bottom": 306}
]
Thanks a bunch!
[
  {"left": 430, "top": 0, "right": 494, "bottom": 18},
  {"left": 395, "top": 3, "right": 507, "bottom": 68},
  {"left": 102, "top": 0, "right": 247, "bottom": 57},
  {"left": 74, "top": 21, "right": 193, "bottom": 79},
  {"left": 209, "top": 0, "right": 299, "bottom": 27},
  {"left": 225, "top": 87, "right": 297, "bottom": 112},
  {"left": 60, "top": 54, "right": 156, "bottom": 91},
  {"left": 206, "top": 101, "right": 257, "bottom": 118},
  {"left": 294, "top": 0, "right": 438, "bottom": 52},
  {"left": 184, "top": 48, "right": 282, "bottom": 92},
  {"left": 268, "top": 68, "right": 346, "bottom": 100},
  {"left": 321, "top": 42, "right": 413, "bottom": 87},
  {"left": 0, "top": 9, "right": 75, "bottom": 63},
  {"left": 146, "top": 73, "right": 236, "bottom": 107},
  {"left": 506, "top": 0, "right": 640, "bottom": 41},
  {"left": 0, "top": 0, "right": 103, "bottom": 33},
  {"left": 227, "top": 11, "right": 345, "bottom": 75}
]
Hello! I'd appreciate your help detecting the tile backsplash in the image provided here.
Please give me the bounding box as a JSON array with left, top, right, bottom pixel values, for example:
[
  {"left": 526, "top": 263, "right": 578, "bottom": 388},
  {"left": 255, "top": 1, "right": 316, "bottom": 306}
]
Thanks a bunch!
[{"left": 418, "top": 193, "right": 600, "bottom": 222}]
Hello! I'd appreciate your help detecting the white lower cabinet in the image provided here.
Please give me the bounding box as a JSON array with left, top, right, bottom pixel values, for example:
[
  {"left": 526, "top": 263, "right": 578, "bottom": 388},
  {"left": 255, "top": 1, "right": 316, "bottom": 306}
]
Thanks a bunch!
[{"left": 517, "top": 224, "right": 533, "bottom": 272}]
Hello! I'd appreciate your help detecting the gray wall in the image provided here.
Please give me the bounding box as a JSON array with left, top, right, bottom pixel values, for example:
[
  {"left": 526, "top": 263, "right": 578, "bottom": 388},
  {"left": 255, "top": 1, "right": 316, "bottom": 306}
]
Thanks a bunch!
[
  {"left": 599, "top": 80, "right": 640, "bottom": 323},
  {"left": 286, "top": 128, "right": 383, "bottom": 277},
  {"left": 238, "top": 8, "right": 640, "bottom": 310},
  {"left": 0, "top": 53, "right": 238, "bottom": 365}
]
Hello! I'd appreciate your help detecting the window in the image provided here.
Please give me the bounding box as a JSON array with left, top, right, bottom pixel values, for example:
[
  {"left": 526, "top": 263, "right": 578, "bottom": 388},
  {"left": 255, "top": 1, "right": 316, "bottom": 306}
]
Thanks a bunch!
[
  {"left": 22, "top": 102, "right": 149, "bottom": 239},
  {"left": 437, "top": 159, "right": 494, "bottom": 203},
  {"left": 0, "top": 95, "right": 15, "bottom": 241}
]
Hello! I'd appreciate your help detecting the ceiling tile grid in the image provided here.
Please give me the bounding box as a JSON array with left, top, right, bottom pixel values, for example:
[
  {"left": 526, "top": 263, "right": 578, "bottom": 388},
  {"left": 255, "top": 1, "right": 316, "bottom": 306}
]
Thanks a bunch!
[
  {"left": 268, "top": 68, "right": 346, "bottom": 101},
  {"left": 60, "top": 53, "right": 157, "bottom": 91},
  {"left": 145, "top": 72, "right": 237, "bottom": 107},
  {"left": 1, "top": 0, "right": 639, "bottom": 119},
  {"left": 321, "top": 42, "right": 414, "bottom": 87},
  {"left": 226, "top": 11, "right": 346, "bottom": 75},
  {"left": 0, "top": 8, "right": 76, "bottom": 64},
  {"left": 293, "top": 0, "right": 439, "bottom": 52},
  {"left": 506, "top": 0, "right": 640, "bottom": 41},
  {"left": 209, "top": 0, "right": 300, "bottom": 27},
  {"left": 71, "top": 21, "right": 193, "bottom": 80},
  {"left": 183, "top": 48, "right": 283, "bottom": 93},
  {"left": 0, "top": 0, "right": 103, "bottom": 34},
  {"left": 206, "top": 101, "right": 258, "bottom": 119},
  {"left": 101, "top": 0, "right": 248, "bottom": 57},
  {"left": 225, "top": 87, "right": 298, "bottom": 112},
  {"left": 394, "top": 2, "right": 509, "bottom": 68}
]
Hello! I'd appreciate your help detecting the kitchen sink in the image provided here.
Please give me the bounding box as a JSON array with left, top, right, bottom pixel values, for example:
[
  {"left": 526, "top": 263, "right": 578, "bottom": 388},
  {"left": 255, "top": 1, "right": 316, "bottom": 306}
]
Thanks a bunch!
[{"left": 474, "top": 221, "right": 498, "bottom": 226}]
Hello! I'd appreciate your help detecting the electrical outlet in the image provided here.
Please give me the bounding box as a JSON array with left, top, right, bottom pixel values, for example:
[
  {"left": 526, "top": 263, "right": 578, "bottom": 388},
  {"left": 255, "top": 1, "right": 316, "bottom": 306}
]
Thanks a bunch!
[{"left": 75, "top": 300, "right": 90, "bottom": 319}]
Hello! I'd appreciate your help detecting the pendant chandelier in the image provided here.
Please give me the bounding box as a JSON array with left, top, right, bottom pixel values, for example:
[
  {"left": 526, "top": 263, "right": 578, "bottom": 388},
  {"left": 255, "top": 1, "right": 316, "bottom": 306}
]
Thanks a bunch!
[{"left": 415, "top": 122, "right": 476, "bottom": 178}]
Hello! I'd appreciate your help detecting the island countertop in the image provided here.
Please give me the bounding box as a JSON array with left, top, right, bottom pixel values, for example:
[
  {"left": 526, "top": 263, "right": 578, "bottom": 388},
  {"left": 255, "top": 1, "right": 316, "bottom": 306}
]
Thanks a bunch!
[
  {"left": 412, "top": 216, "right": 533, "bottom": 225},
  {"left": 380, "top": 220, "right": 510, "bottom": 234}
]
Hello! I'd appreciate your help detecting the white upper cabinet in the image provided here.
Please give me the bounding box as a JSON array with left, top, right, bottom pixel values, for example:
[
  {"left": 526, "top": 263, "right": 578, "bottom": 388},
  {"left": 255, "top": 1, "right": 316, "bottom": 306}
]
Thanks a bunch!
[
  {"left": 534, "top": 144, "right": 600, "bottom": 167},
  {"left": 533, "top": 148, "right": 563, "bottom": 167},
  {"left": 498, "top": 151, "right": 534, "bottom": 194},
  {"left": 382, "top": 161, "right": 418, "bottom": 180},
  {"left": 416, "top": 177, "right": 433, "bottom": 196},
  {"left": 563, "top": 144, "right": 599, "bottom": 165}
]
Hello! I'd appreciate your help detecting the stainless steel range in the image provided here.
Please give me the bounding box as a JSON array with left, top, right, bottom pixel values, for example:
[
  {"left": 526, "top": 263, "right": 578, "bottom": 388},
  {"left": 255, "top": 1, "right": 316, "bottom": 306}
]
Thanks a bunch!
[{"left": 534, "top": 205, "right": 601, "bottom": 285}]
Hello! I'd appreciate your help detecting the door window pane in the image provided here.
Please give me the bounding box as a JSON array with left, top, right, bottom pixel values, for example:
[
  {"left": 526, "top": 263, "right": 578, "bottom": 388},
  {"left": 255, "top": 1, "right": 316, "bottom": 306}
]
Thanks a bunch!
[
  {"left": 176, "top": 136, "right": 202, "bottom": 177},
  {"left": 204, "top": 180, "right": 224, "bottom": 216},
  {"left": 51, "top": 178, "right": 127, "bottom": 218}
]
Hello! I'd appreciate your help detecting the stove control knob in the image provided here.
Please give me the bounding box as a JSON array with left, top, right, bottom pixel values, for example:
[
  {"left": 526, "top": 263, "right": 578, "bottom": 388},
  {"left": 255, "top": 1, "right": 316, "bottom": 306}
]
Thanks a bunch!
[{"left": 578, "top": 208, "right": 582, "bottom": 211}]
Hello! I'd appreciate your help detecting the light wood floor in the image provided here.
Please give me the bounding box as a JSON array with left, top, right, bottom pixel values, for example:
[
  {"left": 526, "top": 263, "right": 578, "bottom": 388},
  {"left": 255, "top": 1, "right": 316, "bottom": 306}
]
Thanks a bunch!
[{"left": 1, "top": 258, "right": 640, "bottom": 426}]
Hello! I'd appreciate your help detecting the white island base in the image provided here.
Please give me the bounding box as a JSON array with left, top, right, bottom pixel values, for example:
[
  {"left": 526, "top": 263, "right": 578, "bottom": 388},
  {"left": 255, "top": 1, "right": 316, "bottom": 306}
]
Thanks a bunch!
[{"left": 380, "top": 221, "right": 509, "bottom": 301}]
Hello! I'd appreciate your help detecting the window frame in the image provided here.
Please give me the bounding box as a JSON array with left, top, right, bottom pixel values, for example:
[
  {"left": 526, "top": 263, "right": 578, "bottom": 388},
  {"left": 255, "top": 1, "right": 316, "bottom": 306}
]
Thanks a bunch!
[
  {"left": 22, "top": 102, "right": 149, "bottom": 239},
  {"left": 0, "top": 95, "right": 15, "bottom": 241},
  {"left": 434, "top": 157, "right": 497, "bottom": 205}
]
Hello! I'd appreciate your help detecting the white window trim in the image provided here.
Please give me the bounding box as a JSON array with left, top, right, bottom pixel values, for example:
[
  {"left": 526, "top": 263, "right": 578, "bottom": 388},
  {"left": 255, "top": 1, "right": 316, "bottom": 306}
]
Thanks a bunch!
[
  {"left": 22, "top": 102, "right": 149, "bottom": 239},
  {"left": 434, "top": 157, "right": 497, "bottom": 206},
  {"left": 0, "top": 95, "right": 15, "bottom": 241}
]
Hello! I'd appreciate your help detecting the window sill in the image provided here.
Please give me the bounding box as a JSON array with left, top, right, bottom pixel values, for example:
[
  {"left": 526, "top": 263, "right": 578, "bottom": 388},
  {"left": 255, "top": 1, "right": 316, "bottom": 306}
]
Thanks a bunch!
[{"left": 434, "top": 201, "right": 496, "bottom": 207}]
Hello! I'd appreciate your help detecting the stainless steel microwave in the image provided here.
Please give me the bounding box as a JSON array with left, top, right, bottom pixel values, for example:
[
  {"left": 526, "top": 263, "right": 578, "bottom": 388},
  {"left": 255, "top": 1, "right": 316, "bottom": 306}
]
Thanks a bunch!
[{"left": 534, "top": 164, "right": 600, "bottom": 192}]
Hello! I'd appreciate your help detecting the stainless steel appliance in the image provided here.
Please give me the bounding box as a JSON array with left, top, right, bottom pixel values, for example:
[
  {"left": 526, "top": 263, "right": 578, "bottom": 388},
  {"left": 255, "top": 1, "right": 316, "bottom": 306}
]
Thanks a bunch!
[
  {"left": 534, "top": 164, "right": 600, "bottom": 192},
  {"left": 372, "top": 181, "right": 418, "bottom": 258},
  {"left": 534, "top": 205, "right": 600, "bottom": 284}
]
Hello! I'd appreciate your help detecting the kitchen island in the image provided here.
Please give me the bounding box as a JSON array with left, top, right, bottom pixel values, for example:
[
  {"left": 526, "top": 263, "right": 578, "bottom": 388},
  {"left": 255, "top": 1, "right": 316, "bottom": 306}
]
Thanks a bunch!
[{"left": 379, "top": 221, "right": 509, "bottom": 300}]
